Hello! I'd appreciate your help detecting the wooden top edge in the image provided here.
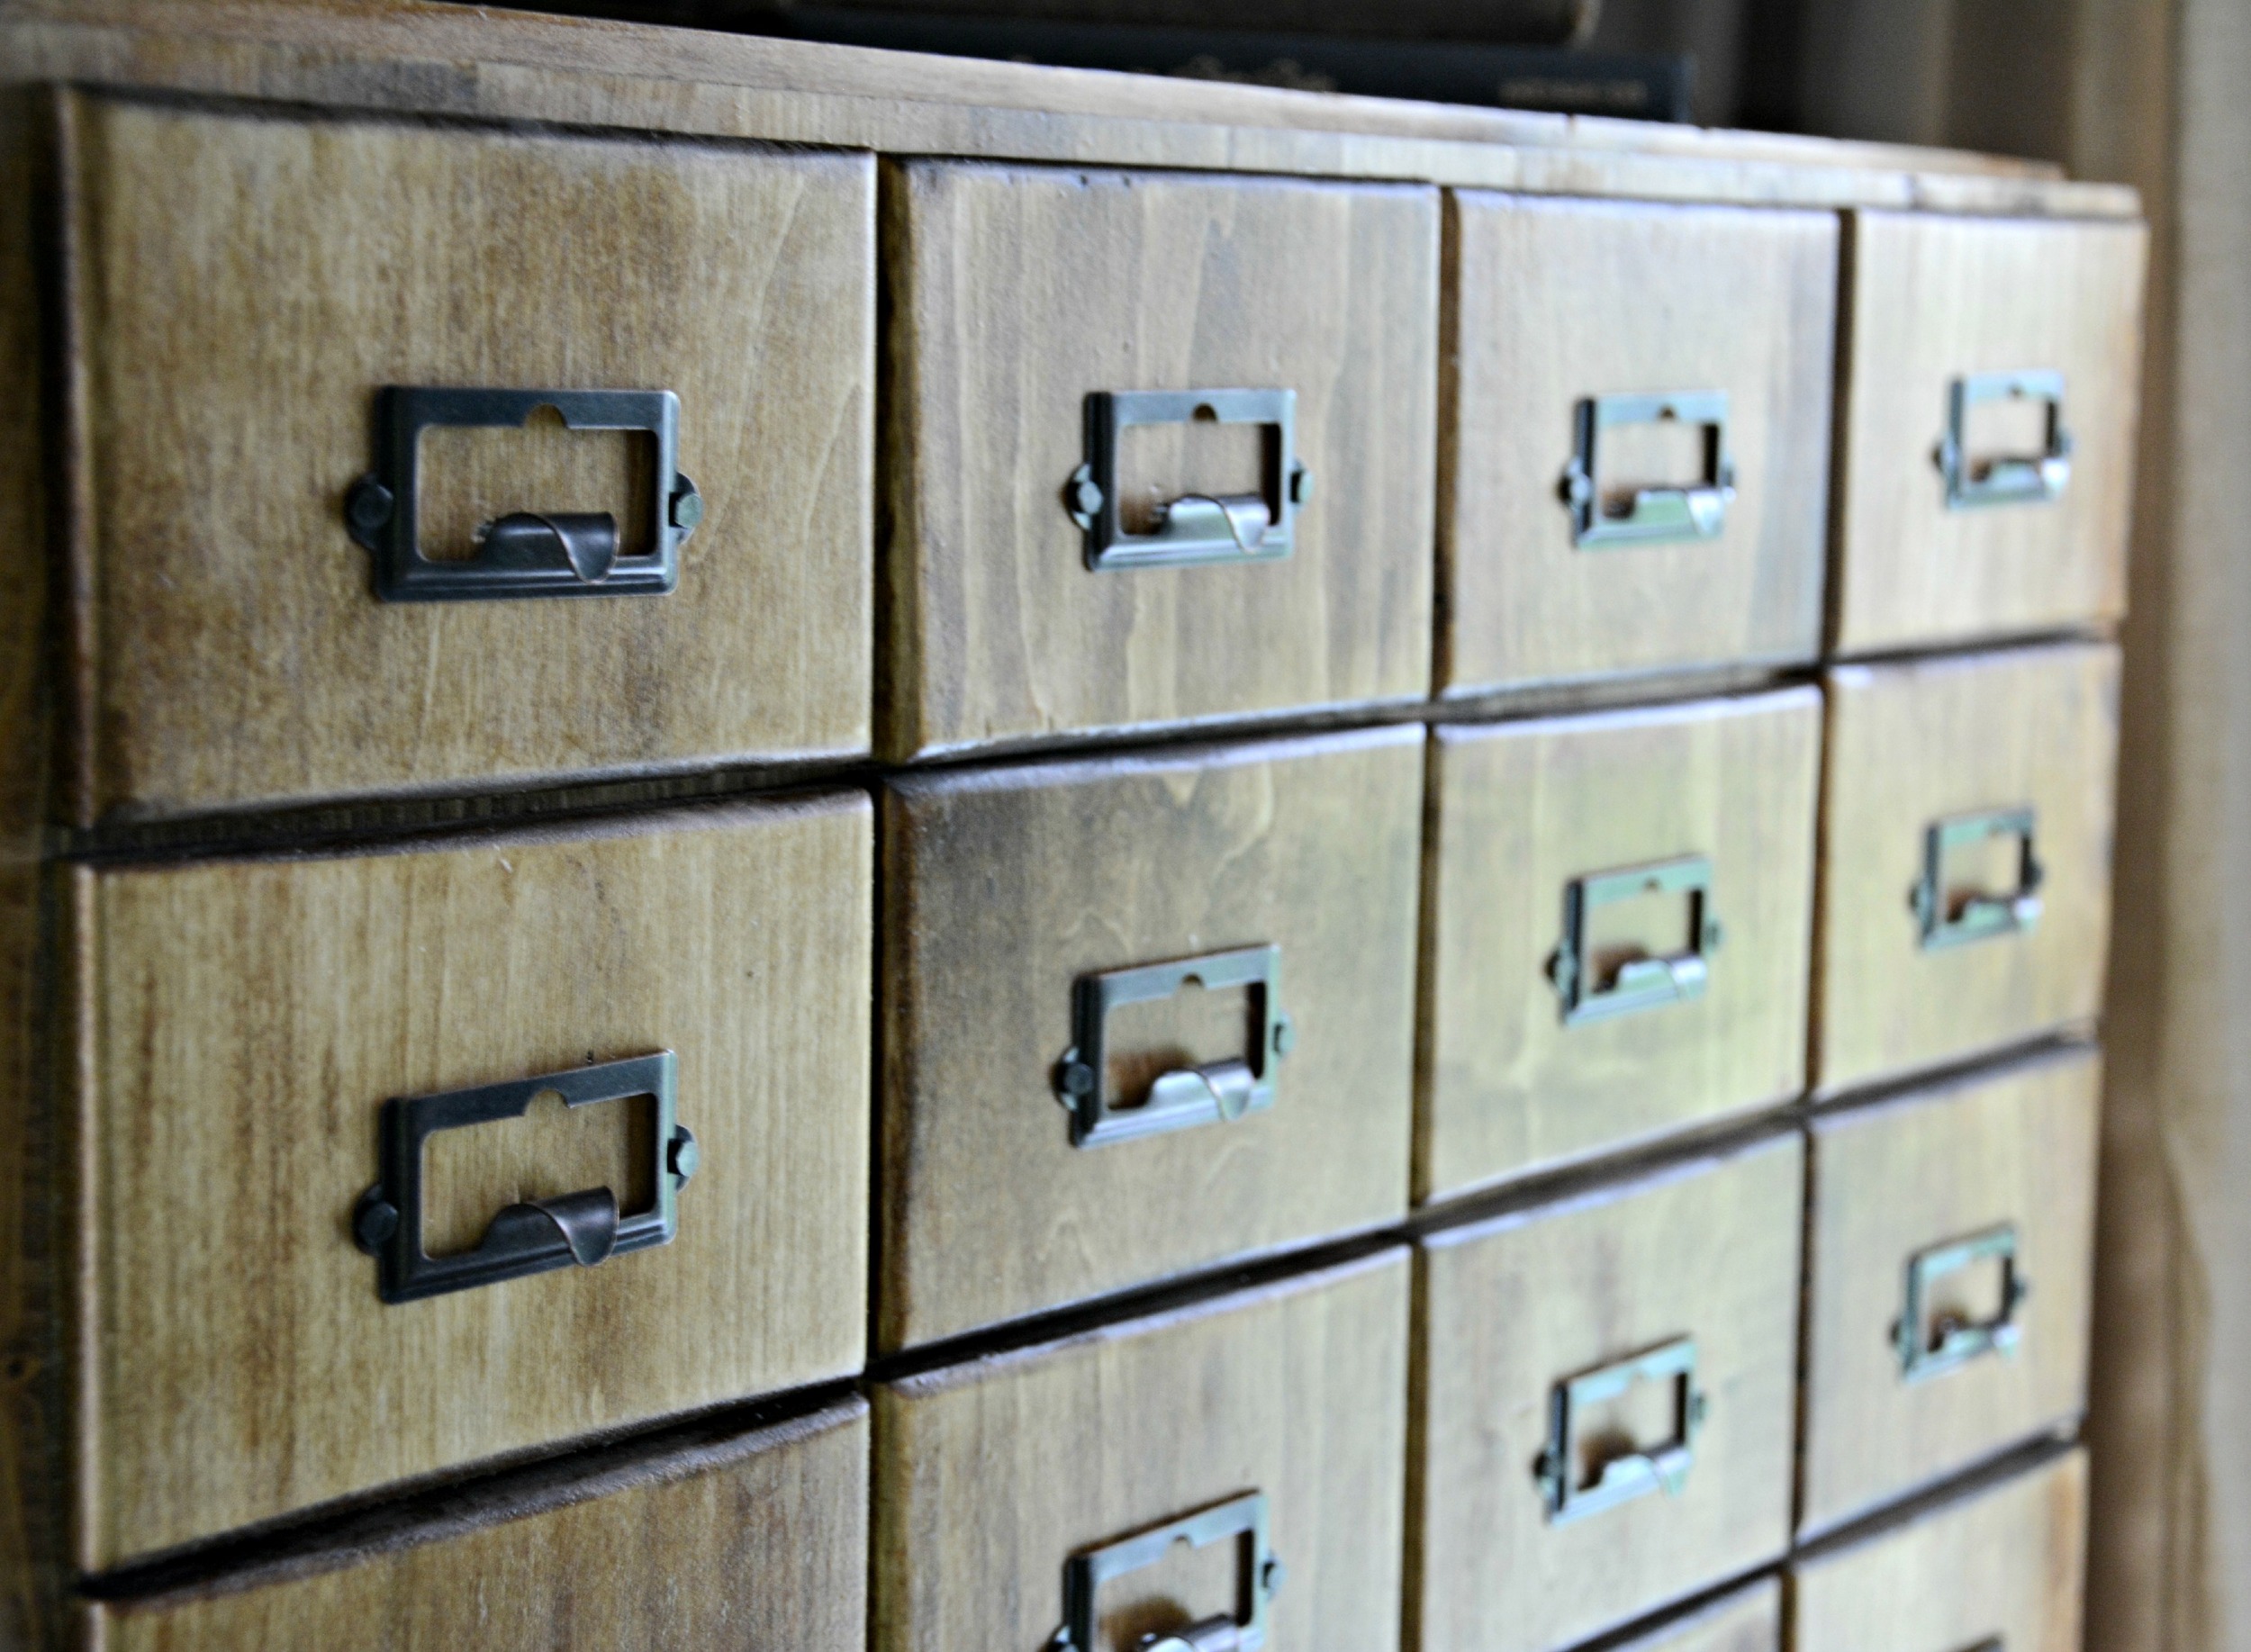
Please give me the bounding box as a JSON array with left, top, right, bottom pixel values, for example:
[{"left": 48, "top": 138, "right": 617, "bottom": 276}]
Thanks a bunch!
[
  {"left": 1825, "top": 632, "right": 2125, "bottom": 685},
  {"left": 885, "top": 718, "right": 1424, "bottom": 802},
  {"left": 1433, "top": 679, "right": 1822, "bottom": 745},
  {"left": 1810, "top": 1037, "right": 2102, "bottom": 1135},
  {"left": 0, "top": 0, "right": 2140, "bottom": 218}
]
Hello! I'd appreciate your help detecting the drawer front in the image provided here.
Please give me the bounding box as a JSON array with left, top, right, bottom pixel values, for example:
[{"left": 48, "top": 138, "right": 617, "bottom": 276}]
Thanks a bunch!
[
  {"left": 1815, "top": 642, "right": 2119, "bottom": 1095},
  {"left": 1442, "top": 194, "right": 1835, "bottom": 691},
  {"left": 1802, "top": 1047, "right": 2098, "bottom": 1535},
  {"left": 88, "top": 1399, "right": 868, "bottom": 1650},
  {"left": 64, "top": 94, "right": 874, "bottom": 824},
  {"left": 77, "top": 798, "right": 871, "bottom": 1566},
  {"left": 879, "top": 727, "right": 1421, "bottom": 1350},
  {"left": 1421, "top": 690, "right": 1819, "bottom": 1203},
  {"left": 881, "top": 160, "right": 1438, "bottom": 759},
  {"left": 1790, "top": 1449, "right": 2088, "bottom": 1652},
  {"left": 874, "top": 1250, "right": 1408, "bottom": 1652},
  {"left": 1413, "top": 1135, "right": 1801, "bottom": 1652},
  {"left": 1833, "top": 211, "right": 2147, "bottom": 653},
  {"left": 1616, "top": 1580, "right": 1779, "bottom": 1652}
]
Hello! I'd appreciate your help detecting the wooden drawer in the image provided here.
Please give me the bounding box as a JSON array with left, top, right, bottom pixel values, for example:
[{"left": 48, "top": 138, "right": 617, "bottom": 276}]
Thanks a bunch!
[
  {"left": 879, "top": 727, "right": 1421, "bottom": 1350},
  {"left": 1614, "top": 1580, "right": 1779, "bottom": 1652},
  {"left": 1832, "top": 211, "right": 2146, "bottom": 653},
  {"left": 1801, "top": 1046, "right": 2098, "bottom": 1537},
  {"left": 59, "top": 93, "right": 874, "bottom": 825},
  {"left": 1420, "top": 690, "right": 1819, "bottom": 1204},
  {"left": 85, "top": 1398, "right": 867, "bottom": 1651},
  {"left": 66, "top": 798, "right": 870, "bottom": 1566},
  {"left": 881, "top": 160, "right": 1438, "bottom": 760},
  {"left": 1814, "top": 641, "right": 2119, "bottom": 1095},
  {"left": 1441, "top": 194, "right": 1835, "bottom": 693},
  {"left": 874, "top": 1250, "right": 1409, "bottom": 1652},
  {"left": 1412, "top": 1135, "right": 1801, "bottom": 1652},
  {"left": 1790, "top": 1449, "right": 2088, "bottom": 1652}
]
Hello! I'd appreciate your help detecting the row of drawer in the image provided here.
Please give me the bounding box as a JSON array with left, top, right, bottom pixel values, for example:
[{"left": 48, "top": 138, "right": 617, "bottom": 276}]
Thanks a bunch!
[
  {"left": 54, "top": 92, "right": 2145, "bottom": 824},
  {"left": 81, "top": 1100, "right": 2093, "bottom": 1650},
  {"left": 45, "top": 639, "right": 2115, "bottom": 1567}
]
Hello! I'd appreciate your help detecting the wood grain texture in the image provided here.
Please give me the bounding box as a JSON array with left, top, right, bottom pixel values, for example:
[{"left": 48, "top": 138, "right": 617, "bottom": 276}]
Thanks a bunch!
[
  {"left": 74, "top": 795, "right": 871, "bottom": 1567},
  {"left": 1419, "top": 691, "right": 1820, "bottom": 1204},
  {"left": 881, "top": 160, "right": 1437, "bottom": 759},
  {"left": 1801, "top": 1045, "right": 2099, "bottom": 1537},
  {"left": 1789, "top": 1449, "right": 2088, "bottom": 1652},
  {"left": 874, "top": 1250, "right": 1408, "bottom": 1652},
  {"left": 1814, "top": 642, "right": 2120, "bottom": 1097},
  {"left": 87, "top": 1398, "right": 869, "bottom": 1652},
  {"left": 64, "top": 92, "right": 873, "bottom": 825},
  {"left": 1411, "top": 1135, "right": 1801, "bottom": 1652},
  {"left": 1831, "top": 211, "right": 2148, "bottom": 654},
  {"left": 1614, "top": 1579, "right": 1778, "bottom": 1652},
  {"left": 879, "top": 727, "right": 1421, "bottom": 1350},
  {"left": 1440, "top": 194, "right": 1834, "bottom": 692}
]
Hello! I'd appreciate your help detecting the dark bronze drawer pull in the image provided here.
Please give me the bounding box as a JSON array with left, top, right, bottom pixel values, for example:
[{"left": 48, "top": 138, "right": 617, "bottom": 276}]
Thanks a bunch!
[
  {"left": 345, "top": 386, "right": 702, "bottom": 601},
  {"left": 1936, "top": 369, "right": 2073, "bottom": 508},
  {"left": 1559, "top": 389, "right": 1736, "bottom": 547},
  {"left": 1048, "top": 1491, "right": 1283, "bottom": 1652},
  {"left": 1911, "top": 807, "right": 2043, "bottom": 950},
  {"left": 351, "top": 1051, "right": 696, "bottom": 1304},
  {"left": 1066, "top": 389, "right": 1308, "bottom": 571},
  {"left": 1894, "top": 1223, "right": 2030, "bottom": 1383},
  {"left": 1536, "top": 1336, "right": 1707, "bottom": 1524},
  {"left": 1549, "top": 854, "right": 1722, "bottom": 1025}
]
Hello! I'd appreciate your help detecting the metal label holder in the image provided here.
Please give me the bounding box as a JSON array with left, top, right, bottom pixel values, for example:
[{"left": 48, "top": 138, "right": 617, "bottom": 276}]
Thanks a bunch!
[
  {"left": 1537, "top": 1336, "right": 1708, "bottom": 1524},
  {"left": 345, "top": 386, "right": 702, "bottom": 601},
  {"left": 1066, "top": 389, "right": 1309, "bottom": 571},
  {"left": 1053, "top": 945, "right": 1291, "bottom": 1149},
  {"left": 1912, "top": 807, "right": 2044, "bottom": 950},
  {"left": 1895, "top": 1223, "right": 2030, "bottom": 1383},
  {"left": 1937, "top": 369, "right": 2073, "bottom": 509},
  {"left": 1550, "top": 854, "right": 1722, "bottom": 1025},
  {"left": 1048, "top": 1492, "right": 1283, "bottom": 1652},
  {"left": 1559, "top": 389, "right": 1736, "bottom": 547},
  {"left": 352, "top": 1051, "right": 697, "bottom": 1304}
]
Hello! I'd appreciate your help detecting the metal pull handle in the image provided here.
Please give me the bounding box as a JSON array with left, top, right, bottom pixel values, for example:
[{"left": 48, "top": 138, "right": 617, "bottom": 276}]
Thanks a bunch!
[
  {"left": 1911, "top": 807, "right": 2043, "bottom": 950},
  {"left": 352, "top": 1051, "right": 697, "bottom": 1304},
  {"left": 1053, "top": 945, "right": 1293, "bottom": 1149},
  {"left": 345, "top": 386, "right": 702, "bottom": 601},
  {"left": 1937, "top": 370, "right": 2073, "bottom": 508},
  {"left": 1536, "top": 1337, "right": 1708, "bottom": 1524},
  {"left": 1559, "top": 390, "right": 1736, "bottom": 547},
  {"left": 1048, "top": 1492, "right": 1285, "bottom": 1652},
  {"left": 1895, "top": 1224, "right": 2030, "bottom": 1382},
  {"left": 1549, "top": 854, "right": 1722, "bottom": 1025},
  {"left": 1066, "top": 390, "right": 1310, "bottom": 570}
]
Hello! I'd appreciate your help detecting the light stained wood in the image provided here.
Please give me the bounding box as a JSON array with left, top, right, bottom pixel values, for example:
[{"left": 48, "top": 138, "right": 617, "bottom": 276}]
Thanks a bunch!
[
  {"left": 1420, "top": 691, "right": 1819, "bottom": 1203},
  {"left": 1412, "top": 1135, "right": 1801, "bottom": 1652},
  {"left": 1440, "top": 194, "right": 1834, "bottom": 692},
  {"left": 874, "top": 1250, "right": 1409, "bottom": 1652},
  {"left": 1814, "top": 642, "right": 2120, "bottom": 1096},
  {"left": 879, "top": 727, "right": 1421, "bottom": 1350},
  {"left": 72, "top": 795, "right": 871, "bottom": 1568},
  {"left": 1831, "top": 210, "right": 2148, "bottom": 654},
  {"left": 881, "top": 160, "right": 1438, "bottom": 759},
  {"left": 1801, "top": 1046, "right": 2099, "bottom": 1537},
  {"left": 62, "top": 93, "right": 873, "bottom": 825},
  {"left": 1789, "top": 1449, "right": 2088, "bottom": 1652},
  {"left": 87, "top": 1398, "right": 869, "bottom": 1652},
  {"left": 1613, "top": 1579, "right": 1779, "bottom": 1652}
]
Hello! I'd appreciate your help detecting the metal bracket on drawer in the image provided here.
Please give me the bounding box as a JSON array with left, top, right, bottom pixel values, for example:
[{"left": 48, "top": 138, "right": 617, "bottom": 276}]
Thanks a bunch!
[
  {"left": 1911, "top": 807, "right": 2043, "bottom": 950},
  {"left": 1047, "top": 1492, "right": 1284, "bottom": 1652},
  {"left": 1053, "top": 945, "right": 1291, "bottom": 1149},
  {"left": 351, "top": 1051, "right": 697, "bottom": 1304},
  {"left": 1549, "top": 854, "right": 1722, "bottom": 1026},
  {"left": 1559, "top": 389, "right": 1736, "bottom": 547},
  {"left": 1066, "top": 389, "right": 1307, "bottom": 571},
  {"left": 1936, "top": 369, "right": 2073, "bottom": 508},
  {"left": 345, "top": 386, "right": 702, "bottom": 601},
  {"left": 1894, "top": 1223, "right": 2030, "bottom": 1383},
  {"left": 1536, "top": 1337, "right": 1707, "bottom": 1525}
]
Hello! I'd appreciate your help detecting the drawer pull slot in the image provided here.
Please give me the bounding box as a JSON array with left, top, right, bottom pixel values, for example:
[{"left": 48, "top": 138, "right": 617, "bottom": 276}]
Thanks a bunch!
[
  {"left": 1054, "top": 945, "right": 1290, "bottom": 1149},
  {"left": 1937, "top": 369, "right": 2073, "bottom": 508},
  {"left": 1066, "top": 389, "right": 1307, "bottom": 571},
  {"left": 1894, "top": 1223, "right": 2030, "bottom": 1382},
  {"left": 1536, "top": 1336, "right": 1707, "bottom": 1525},
  {"left": 1048, "top": 1491, "right": 1283, "bottom": 1652},
  {"left": 352, "top": 1051, "right": 696, "bottom": 1304},
  {"left": 1911, "top": 807, "right": 2043, "bottom": 950},
  {"left": 345, "top": 386, "right": 701, "bottom": 601},
  {"left": 1549, "top": 854, "right": 1722, "bottom": 1025},
  {"left": 1559, "top": 390, "right": 1736, "bottom": 547}
]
